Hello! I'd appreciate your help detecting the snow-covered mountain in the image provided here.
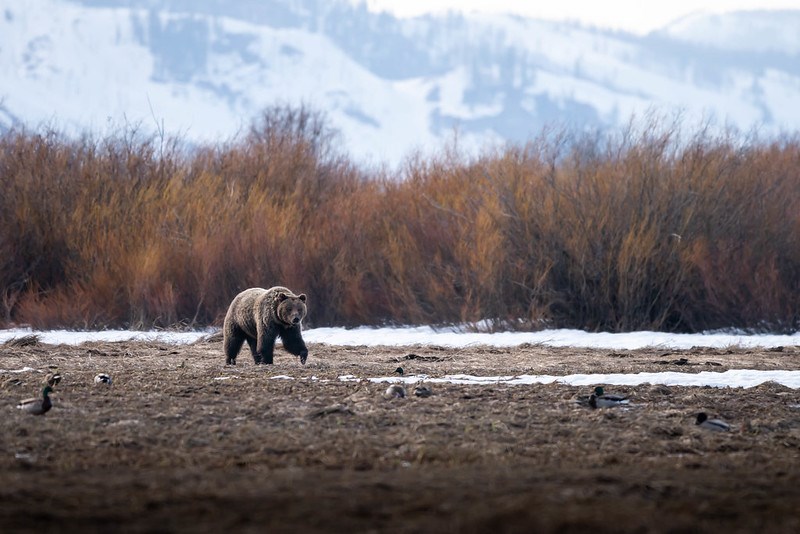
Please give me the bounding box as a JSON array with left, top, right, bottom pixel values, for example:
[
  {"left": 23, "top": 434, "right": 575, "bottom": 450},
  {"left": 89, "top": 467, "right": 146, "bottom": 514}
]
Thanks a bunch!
[{"left": 1, "top": 0, "right": 799, "bottom": 166}]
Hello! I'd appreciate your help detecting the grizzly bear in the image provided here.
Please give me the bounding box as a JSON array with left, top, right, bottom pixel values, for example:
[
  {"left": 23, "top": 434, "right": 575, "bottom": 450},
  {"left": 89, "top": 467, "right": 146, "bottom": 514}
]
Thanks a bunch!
[{"left": 223, "top": 287, "right": 309, "bottom": 365}]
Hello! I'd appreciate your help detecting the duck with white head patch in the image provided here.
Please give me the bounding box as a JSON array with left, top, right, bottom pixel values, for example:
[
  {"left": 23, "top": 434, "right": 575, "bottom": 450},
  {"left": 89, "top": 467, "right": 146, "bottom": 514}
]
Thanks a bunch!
[
  {"left": 95, "top": 373, "right": 112, "bottom": 385},
  {"left": 588, "top": 386, "right": 630, "bottom": 409},
  {"left": 695, "top": 412, "right": 730, "bottom": 432}
]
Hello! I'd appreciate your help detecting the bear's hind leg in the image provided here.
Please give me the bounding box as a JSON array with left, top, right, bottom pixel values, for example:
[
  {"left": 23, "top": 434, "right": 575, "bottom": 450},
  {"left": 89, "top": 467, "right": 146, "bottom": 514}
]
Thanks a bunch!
[
  {"left": 245, "top": 337, "right": 259, "bottom": 364},
  {"left": 224, "top": 328, "right": 246, "bottom": 365}
]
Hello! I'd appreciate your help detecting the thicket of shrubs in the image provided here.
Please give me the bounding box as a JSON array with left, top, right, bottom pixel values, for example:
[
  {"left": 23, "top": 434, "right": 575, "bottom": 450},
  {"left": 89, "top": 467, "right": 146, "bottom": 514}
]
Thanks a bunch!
[{"left": 2, "top": 106, "right": 799, "bottom": 332}]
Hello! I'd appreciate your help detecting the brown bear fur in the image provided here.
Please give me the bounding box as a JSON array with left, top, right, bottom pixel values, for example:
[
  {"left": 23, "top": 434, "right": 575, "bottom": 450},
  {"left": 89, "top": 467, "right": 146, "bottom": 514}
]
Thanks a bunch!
[{"left": 223, "top": 287, "right": 308, "bottom": 365}]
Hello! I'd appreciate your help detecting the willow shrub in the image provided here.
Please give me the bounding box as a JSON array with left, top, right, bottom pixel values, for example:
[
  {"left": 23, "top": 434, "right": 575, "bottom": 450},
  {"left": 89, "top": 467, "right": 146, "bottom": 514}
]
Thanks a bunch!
[{"left": 2, "top": 109, "right": 799, "bottom": 332}]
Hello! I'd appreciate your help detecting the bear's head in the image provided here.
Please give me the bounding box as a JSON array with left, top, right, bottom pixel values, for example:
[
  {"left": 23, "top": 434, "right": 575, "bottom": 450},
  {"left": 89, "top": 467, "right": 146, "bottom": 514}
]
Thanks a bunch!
[{"left": 277, "top": 292, "right": 307, "bottom": 326}]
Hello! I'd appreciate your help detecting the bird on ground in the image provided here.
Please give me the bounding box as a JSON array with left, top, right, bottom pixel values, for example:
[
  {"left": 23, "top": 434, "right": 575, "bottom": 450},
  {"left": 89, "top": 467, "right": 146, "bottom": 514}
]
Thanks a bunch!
[
  {"left": 17, "top": 386, "right": 54, "bottom": 415},
  {"left": 94, "top": 373, "right": 112, "bottom": 385},
  {"left": 588, "top": 386, "right": 630, "bottom": 409},
  {"left": 413, "top": 385, "right": 433, "bottom": 398},
  {"left": 383, "top": 384, "right": 406, "bottom": 399},
  {"left": 394, "top": 367, "right": 404, "bottom": 376},
  {"left": 695, "top": 412, "right": 730, "bottom": 432},
  {"left": 45, "top": 372, "right": 62, "bottom": 387}
]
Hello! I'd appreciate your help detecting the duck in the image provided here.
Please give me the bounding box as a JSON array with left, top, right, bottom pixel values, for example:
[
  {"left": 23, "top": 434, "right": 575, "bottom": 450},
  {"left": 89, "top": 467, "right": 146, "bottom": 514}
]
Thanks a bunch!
[
  {"left": 695, "top": 412, "right": 730, "bottom": 432},
  {"left": 45, "top": 371, "right": 62, "bottom": 387},
  {"left": 413, "top": 385, "right": 433, "bottom": 398},
  {"left": 94, "top": 373, "right": 112, "bottom": 385},
  {"left": 588, "top": 386, "right": 630, "bottom": 409},
  {"left": 17, "top": 386, "right": 54, "bottom": 415},
  {"left": 394, "top": 367, "right": 404, "bottom": 376},
  {"left": 383, "top": 384, "right": 406, "bottom": 399}
]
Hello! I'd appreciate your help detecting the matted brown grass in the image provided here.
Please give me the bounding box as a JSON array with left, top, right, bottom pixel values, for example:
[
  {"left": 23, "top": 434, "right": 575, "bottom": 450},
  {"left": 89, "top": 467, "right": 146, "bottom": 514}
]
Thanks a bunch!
[{"left": 2, "top": 338, "right": 800, "bottom": 533}]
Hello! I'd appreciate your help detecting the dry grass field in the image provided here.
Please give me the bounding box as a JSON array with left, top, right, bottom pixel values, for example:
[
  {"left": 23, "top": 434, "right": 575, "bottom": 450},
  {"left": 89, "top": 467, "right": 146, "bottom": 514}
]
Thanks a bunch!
[{"left": 2, "top": 336, "right": 800, "bottom": 533}]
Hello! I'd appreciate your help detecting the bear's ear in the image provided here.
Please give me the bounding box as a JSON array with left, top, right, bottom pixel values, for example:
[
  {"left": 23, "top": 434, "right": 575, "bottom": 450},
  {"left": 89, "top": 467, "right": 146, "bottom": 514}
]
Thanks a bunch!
[
  {"left": 277, "top": 292, "right": 288, "bottom": 301},
  {"left": 298, "top": 293, "right": 307, "bottom": 302}
]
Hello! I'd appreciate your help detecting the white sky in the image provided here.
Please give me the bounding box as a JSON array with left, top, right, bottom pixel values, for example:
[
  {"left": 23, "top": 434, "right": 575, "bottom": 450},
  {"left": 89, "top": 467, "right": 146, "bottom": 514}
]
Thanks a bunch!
[{"left": 355, "top": 0, "right": 800, "bottom": 34}]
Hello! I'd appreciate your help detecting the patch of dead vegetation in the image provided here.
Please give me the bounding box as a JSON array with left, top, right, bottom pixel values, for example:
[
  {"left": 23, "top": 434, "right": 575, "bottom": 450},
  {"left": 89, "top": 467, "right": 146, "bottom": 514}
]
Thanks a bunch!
[{"left": 1, "top": 341, "right": 799, "bottom": 533}]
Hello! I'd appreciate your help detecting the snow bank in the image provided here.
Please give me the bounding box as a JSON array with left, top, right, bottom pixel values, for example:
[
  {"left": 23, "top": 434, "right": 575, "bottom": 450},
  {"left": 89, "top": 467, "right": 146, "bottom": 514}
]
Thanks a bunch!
[{"left": 2, "top": 326, "right": 799, "bottom": 350}]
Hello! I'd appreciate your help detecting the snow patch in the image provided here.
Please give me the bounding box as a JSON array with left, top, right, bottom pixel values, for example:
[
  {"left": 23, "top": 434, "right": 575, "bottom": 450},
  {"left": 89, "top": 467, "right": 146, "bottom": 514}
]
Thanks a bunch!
[
  {"left": 367, "top": 369, "right": 800, "bottom": 389},
  {"left": 0, "top": 366, "right": 38, "bottom": 374},
  {"left": 2, "top": 326, "right": 800, "bottom": 350}
]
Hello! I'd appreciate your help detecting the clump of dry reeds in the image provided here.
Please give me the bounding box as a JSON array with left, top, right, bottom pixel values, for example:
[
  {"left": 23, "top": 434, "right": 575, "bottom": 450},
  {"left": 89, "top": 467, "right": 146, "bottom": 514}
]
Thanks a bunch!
[
  {"left": 3, "top": 334, "right": 40, "bottom": 347},
  {"left": 1, "top": 107, "right": 799, "bottom": 332}
]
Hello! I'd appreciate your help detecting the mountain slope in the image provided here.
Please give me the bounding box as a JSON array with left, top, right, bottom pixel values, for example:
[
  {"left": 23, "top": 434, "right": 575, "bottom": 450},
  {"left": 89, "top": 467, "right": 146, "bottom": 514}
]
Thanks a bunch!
[
  {"left": 658, "top": 10, "right": 800, "bottom": 54},
  {"left": 1, "top": 0, "right": 799, "bottom": 165}
]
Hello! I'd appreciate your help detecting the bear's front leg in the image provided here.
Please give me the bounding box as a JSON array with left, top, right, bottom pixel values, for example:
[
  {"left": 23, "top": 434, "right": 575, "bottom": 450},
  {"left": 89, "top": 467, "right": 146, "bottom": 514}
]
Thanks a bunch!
[
  {"left": 256, "top": 329, "right": 278, "bottom": 364},
  {"left": 280, "top": 326, "right": 309, "bottom": 365}
]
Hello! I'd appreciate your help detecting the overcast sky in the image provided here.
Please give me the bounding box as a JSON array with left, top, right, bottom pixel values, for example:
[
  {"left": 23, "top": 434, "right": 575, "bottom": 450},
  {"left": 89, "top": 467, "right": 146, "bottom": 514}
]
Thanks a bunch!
[{"left": 354, "top": 0, "right": 800, "bottom": 34}]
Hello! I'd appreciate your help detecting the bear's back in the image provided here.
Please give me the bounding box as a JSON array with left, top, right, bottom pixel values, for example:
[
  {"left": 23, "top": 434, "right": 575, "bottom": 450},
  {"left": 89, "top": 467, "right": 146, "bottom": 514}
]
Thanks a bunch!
[
  {"left": 228, "top": 288, "right": 268, "bottom": 335},
  {"left": 228, "top": 286, "right": 303, "bottom": 328},
  {"left": 265, "top": 286, "right": 295, "bottom": 297}
]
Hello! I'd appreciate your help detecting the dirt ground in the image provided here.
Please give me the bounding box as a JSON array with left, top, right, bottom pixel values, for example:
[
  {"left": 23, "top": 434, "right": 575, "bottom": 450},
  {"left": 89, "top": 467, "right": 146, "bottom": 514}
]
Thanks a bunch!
[{"left": 1, "top": 334, "right": 800, "bottom": 533}]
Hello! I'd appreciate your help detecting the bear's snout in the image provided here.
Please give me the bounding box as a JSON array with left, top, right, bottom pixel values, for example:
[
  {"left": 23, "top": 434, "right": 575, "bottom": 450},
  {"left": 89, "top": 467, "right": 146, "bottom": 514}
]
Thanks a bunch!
[{"left": 292, "top": 317, "right": 301, "bottom": 324}]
